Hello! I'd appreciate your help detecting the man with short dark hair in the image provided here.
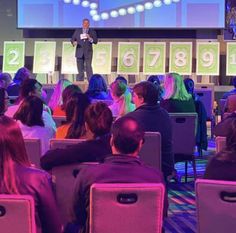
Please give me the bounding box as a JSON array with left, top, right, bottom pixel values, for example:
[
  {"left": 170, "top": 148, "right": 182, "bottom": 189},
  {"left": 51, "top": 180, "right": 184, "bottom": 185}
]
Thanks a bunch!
[
  {"left": 68, "top": 116, "right": 167, "bottom": 233},
  {"left": 71, "top": 18, "right": 97, "bottom": 81},
  {"left": 126, "top": 81, "right": 174, "bottom": 179}
]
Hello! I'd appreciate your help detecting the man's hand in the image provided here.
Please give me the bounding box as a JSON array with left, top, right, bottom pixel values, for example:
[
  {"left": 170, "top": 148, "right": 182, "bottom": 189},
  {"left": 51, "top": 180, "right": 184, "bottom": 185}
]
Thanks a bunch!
[{"left": 72, "top": 41, "right": 77, "bottom": 47}]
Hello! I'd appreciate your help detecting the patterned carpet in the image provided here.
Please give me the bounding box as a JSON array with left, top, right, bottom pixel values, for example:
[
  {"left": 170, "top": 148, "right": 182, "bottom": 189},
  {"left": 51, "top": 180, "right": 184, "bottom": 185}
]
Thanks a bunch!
[{"left": 164, "top": 138, "right": 216, "bottom": 232}]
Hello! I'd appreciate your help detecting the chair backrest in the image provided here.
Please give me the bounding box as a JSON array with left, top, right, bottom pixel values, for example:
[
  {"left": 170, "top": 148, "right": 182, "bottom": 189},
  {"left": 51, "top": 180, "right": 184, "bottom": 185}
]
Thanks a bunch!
[
  {"left": 24, "top": 138, "right": 42, "bottom": 168},
  {"left": 52, "top": 162, "right": 98, "bottom": 225},
  {"left": 169, "top": 113, "right": 197, "bottom": 155},
  {"left": 215, "top": 136, "right": 226, "bottom": 153},
  {"left": 49, "top": 138, "right": 85, "bottom": 150},
  {"left": 90, "top": 183, "right": 165, "bottom": 233},
  {"left": 196, "top": 179, "right": 236, "bottom": 233},
  {"left": 0, "top": 195, "right": 36, "bottom": 233},
  {"left": 194, "top": 88, "right": 213, "bottom": 119},
  {"left": 52, "top": 116, "right": 66, "bottom": 127},
  {"left": 139, "top": 132, "right": 161, "bottom": 170}
]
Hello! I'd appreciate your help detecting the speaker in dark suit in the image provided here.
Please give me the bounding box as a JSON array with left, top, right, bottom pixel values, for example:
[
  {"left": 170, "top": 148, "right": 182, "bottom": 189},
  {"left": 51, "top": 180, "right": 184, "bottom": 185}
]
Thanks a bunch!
[{"left": 71, "top": 19, "right": 98, "bottom": 81}]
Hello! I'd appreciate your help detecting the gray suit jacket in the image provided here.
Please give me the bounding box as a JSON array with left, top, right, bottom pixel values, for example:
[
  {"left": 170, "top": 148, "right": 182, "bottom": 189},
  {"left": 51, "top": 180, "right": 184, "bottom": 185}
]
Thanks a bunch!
[{"left": 71, "top": 28, "right": 97, "bottom": 58}]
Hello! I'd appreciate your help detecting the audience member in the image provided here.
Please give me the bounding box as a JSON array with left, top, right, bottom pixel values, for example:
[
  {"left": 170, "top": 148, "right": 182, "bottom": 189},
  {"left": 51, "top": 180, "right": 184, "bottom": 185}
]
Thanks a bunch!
[
  {"left": 85, "top": 74, "right": 109, "bottom": 100},
  {"left": 115, "top": 75, "right": 128, "bottom": 85},
  {"left": 14, "top": 96, "right": 54, "bottom": 154},
  {"left": 125, "top": 81, "right": 174, "bottom": 179},
  {"left": 41, "top": 102, "right": 113, "bottom": 170},
  {"left": 66, "top": 116, "right": 167, "bottom": 233},
  {"left": 56, "top": 93, "right": 90, "bottom": 139},
  {"left": 213, "top": 111, "right": 236, "bottom": 137},
  {"left": 224, "top": 94, "right": 236, "bottom": 113},
  {"left": 161, "top": 73, "right": 196, "bottom": 112},
  {"left": 184, "top": 78, "right": 208, "bottom": 152},
  {"left": 53, "top": 84, "right": 82, "bottom": 116},
  {"left": 0, "top": 72, "right": 12, "bottom": 89},
  {"left": 5, "top": 79, "right": 56, "bottom": 131},
  {"left": 7, "top": 67, "right": 32, "bottom": 97},
  {"left": 0, "top": 116, "right": 62, "bottom": 233},
  {"left": 222, "top": 76, "right": 236, "bottom": 99},
  {"left": 204, "top": 118, "right": 236, "bottom": 180},
  {"left": 48, "top": 78, "right": 72, "bottom": 111},
  {"left": 147, "top": 75, "right": 163, "bottom": 101},
  {"left": 0, "top": 88, "right": 9, "bottom": 115},
  {"left": 109, "top": 80, "right": 135, "bottom": 117}
]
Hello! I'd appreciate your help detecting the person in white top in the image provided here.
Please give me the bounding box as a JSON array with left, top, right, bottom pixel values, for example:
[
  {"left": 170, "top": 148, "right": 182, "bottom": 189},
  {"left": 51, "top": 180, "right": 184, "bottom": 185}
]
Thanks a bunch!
[
  {"left": 14, "top": 96, "right": 54, "bottom": 154},
  {"left": 5, "top": 78, "right": 56, "bottom": 132}
]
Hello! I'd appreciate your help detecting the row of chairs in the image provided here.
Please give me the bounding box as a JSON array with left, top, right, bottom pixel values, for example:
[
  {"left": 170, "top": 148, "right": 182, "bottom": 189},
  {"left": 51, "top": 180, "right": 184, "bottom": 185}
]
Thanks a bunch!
[{"left": 1, "top": 179, "right": 236, "bottom": 233}]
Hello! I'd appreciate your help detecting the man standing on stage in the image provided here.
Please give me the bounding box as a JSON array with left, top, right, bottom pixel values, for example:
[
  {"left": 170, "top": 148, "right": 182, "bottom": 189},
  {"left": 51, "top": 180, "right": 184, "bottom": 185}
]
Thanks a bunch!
[{"left": 71, "top": 18, "right": 97, "bottom": 81}]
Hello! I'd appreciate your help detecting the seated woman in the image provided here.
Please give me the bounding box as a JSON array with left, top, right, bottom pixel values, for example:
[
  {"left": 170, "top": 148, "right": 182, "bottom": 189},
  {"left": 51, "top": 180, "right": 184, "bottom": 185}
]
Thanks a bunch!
[
  {"left": 14, "top": 96, "right": 54, "bottom": 154},
  {"left": 53, "top": 84, "right": 82, "bottom": 116},
  {"left": 41, "top": 102, "right": 113, "bottom": 171},
  {"left": 0, "top": 87, "right": 9, "bottom": 115},
  {"left": 48, "top": 78, "right": 72, "bottom": 112},
  {"left": 109, "top": 80, "right": 135, "bottom": 118},
  {"left": 0, "top": 116, "right": 62, "bottom": 233},
  {"left": 56, "top": 92, "right": 90, "bottom": 139},
  {"left": 204, "top": 118, "right": 236, "bottom": 181},
  {"left": 161, "top": 73, "right": 196, "bottom": 112},
  {"left": 85, "top": 74, "right": 110, "bottom": 101}
]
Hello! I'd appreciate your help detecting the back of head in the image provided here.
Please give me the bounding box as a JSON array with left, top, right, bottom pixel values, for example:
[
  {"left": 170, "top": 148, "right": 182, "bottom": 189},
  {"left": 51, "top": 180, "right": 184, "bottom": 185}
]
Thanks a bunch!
[
  {"left": 62, "top": 84, "right": 82, "bottom": 110},
  {"left": 65, "top": 92, "right": 91, "bottom": 138},
  {"left": 232, "top": 76, "right": 236, "bottom": 88},
  {"left": 0, "top": 116, "right": 30, "bottom": 193},
  {"left": 147, "top": 75, "right": 161, "bottom": 86},
  {"left": 87, "top": 74, "right": 107, "bottom": 94},
  {"left": 85, "top": 102, "right": 112, "bottom": 137},
  {"left": 13, "top": 67, "right": 31, "bottom": 84},
  {"left": 133, "top": 81, "right": 159, "bottom": 105},
  {"left": 184, "top": 78, "right": 195, "bottom": 95},
  {"left": 111, "top": 116, "right": 144, "bottom": 154},
  {"left": 110, "top": 80, "right": 127, "bottom": 98},
  {"left": 115, "top": 76, "right": 128, "bottom": 85},
  {"left": 48, "top": 78, "right": 72, "bottom": 110},
  {"left": 14, "top": 96, "right": 44, "bottom": 127},
  {"left": 19, "top": 79, "right": 39, "bottom": 99},
  {"left": 0, "top": 73, "right": 12, "bottom": 89}
]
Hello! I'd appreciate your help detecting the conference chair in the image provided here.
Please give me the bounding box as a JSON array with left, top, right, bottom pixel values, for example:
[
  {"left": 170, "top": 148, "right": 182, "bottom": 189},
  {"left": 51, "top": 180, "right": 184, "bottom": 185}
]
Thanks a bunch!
[
  {"left": 215, "top": 136, "right": 226, "bottom": 153},
  {"left": 0, "top": 195, "right": 36, "bottom": 233},
  {"left": 24, "top": 138, "right": 42, "bottom": 168},
  {"left": 49, "top": 138, "right": 85, "bottom": 150},
  {"left": 139, "top": 132, "right": 161, "bottom": 171},
  {"left": 196, "top": 179, "right": 236, "bottom": 233},
  {"left": 194, "top": 87, "right": 215, "bottom": 138},
  {"left": 169, "top": 113, "right": 198, "bottom": 182},
  {"left": 52, "top": 162, "right": 98, "bottom": 225},
  {"left": 52, "top": 116, "right": 66, "bottom": 127},
  {"left": 90, "top": 183, "right": 165, "bottom": 233}
]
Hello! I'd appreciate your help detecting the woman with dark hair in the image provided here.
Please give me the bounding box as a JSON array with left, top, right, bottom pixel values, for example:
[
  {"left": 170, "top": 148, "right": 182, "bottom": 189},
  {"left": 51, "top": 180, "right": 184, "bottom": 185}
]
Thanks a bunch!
[
  {"left": 53, "top": 84, "right": 82, "bottom": 116},
  {"left": 14, "top": 96, "right": 54, "bottom": 154},
  {"left": 56, "top": 92, "right": 90, "bottom": 139},
  {"left": 85, "top": 74, "right": 109, "bottom": 100},
  {"left": 204, "top": 118, "right": 236, "bottom": 181},
  {"left": 41, "top": 102, "right": 113, "bottom": 171},
  {"left": 0, "top": 87, "right": 9, "bottom": 115},
  {"left": 0, "top": 116, "right": 61, "bottom": 233}
]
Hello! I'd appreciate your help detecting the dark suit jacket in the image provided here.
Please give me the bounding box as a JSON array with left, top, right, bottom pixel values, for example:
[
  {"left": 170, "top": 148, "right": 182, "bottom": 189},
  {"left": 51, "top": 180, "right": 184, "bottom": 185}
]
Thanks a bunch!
[
  {"left": 72, "top": 155, "right": 168, "bottom": 233},
  {"left": 71, "top": 28, "right": 97, "bottom": 58}
]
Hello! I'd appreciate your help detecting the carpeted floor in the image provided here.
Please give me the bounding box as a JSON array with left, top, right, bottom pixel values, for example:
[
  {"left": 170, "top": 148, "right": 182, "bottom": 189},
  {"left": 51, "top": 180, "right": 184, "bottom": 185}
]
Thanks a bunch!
[{"left": 164, "top": 138, "right": 216, "bottom": 232}]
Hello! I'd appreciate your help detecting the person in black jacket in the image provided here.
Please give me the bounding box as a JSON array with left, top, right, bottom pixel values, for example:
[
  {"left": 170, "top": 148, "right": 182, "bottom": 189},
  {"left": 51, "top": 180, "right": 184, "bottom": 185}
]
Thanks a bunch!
[
  {"left": 71, "top": 18, "right": 97, "bottom": 81},
  {"left": 125, "top": 81, "right": 174, "bottom": 179},
  {"left": 40, "top": 102, "right": 113, "bottom": 171}
]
